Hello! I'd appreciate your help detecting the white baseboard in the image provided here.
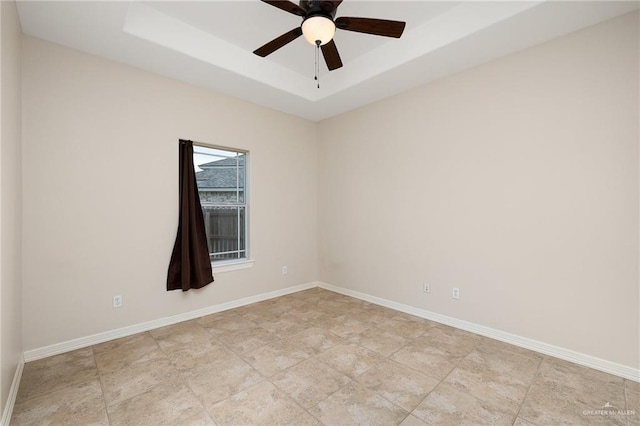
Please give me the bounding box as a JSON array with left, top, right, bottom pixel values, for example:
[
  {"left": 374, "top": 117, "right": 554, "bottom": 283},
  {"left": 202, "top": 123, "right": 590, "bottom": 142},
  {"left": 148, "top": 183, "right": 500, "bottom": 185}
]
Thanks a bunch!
[
  {"left": 1, "top": 358, "right": 24, "bottom": 426},
  {"left": 318, "top": 282, "right": 640, "bottom": 383},
  {"left": 22, "top": 280, "right": 639, "bottom": 383},
  {"left": 23, "top": 281, "right": 318, "bottom": 362}
]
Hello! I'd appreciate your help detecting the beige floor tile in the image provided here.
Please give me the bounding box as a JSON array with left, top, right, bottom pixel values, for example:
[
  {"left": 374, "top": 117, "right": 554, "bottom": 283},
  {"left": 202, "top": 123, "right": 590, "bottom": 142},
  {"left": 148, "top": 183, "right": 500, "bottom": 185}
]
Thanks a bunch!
[
  {"left": 237, "top": 309, "right": 286, "bottom": 324},
  {"left": 165, "top": 337, "right": 237, "bottom": 373},
  {"left": 291, "top": 307, "right": 335, "bottom": 323},
  {"left": 107, "top": 378, "right": 205, "bottom": 426},
  {"left": 184, "top": 356, "right": 265, "bottom": 407},
  {"left": 327, "top": 316, "right": 374, "bottom": 339},
  {"left": 349, "top": 327, "right": 412, "bottom": 357},
  {"left": 292, "top": 411, "right": 324, "bottom": 425},
  {"left": 308, "top": 381, "right": 409, "bottom": 426},
  {"left": 375, "top": 317, "right": 432, "bottom": 339},
  {"left": 237, "top": 300, "right": 269, "bottom": 312},
  {"left": 475, "top": 336, "right": 545, "bottom": 360},
  {"left": 442, "top": 358, "right": 530, "bottom": 415},
  {"left": 174, "top": 410, "right": 216, "bottom": 426},
  {"left": 625, "top": 379, "right": 639, "bottom": 407},
  {"left": 316, "top": 299, "right": 355, "bottom": 314},
  {"left": 261, "top": 301, "right": 299, "bottom": 317},
  {"left": 241, "top": 339, "right": 311, "bottom": 377},
  {"left": 356, "top": 358, "right": 440, "bottom": 412},
  {"left": 290, "top": 299, "right": 325, "bottom": 310},
  {"left": 149, "top": 319, "right": 205, "bottom": 340},
  {"left": 330, "top": 303, "right": 373, "bottom": 319},
  {"left": 349, "top": 307, "right": 398, "bottom": 326},
  {"left": 270, "top": 358, "right": 352, "bottom": 409},
  {"left": 275, "top": 297, "right": 320, "bottom": 312},
  {"left": 93, "top": 332, "right": 165, "bottom": 373},
  {"left": 279, "top": 301, "right": 322, "bottom": 317},
  {"left": 399, "top": 414, "right": 429, "bottom": 426},
  {"left": 464, "top": 345, "right": 543, "bottom": 385},
  {"left": 268, "top": 294, "right": 310, "bottom": 307},
  {"left": 16, "top": 348, "right": 98, "bottom": 403},
  {"left": 152, "top": 320, "right": 217, "bottom": 355},
  {"left": 513, "top": 417, "right": 536, "bottom": 426},
  {"left": 230, "top": 300, "right": 272, "bottom": 315},
  {"left": 316, "top": 343, "right": 385, "bottom": 378},
  {"left": 207, "top": 381, "right": 305, "bottom": 425},
  {"left": 258, "top": 313, "right": 314, "bottom": 339},
  {"left": 361, "top": 304, "right": 400, "bottom": 317},
  {"left": 231, "top": 300, "right": 291, "bottom": 320},
  {"left": 11, "top": 379, "right": 108, "bottom": 426},
  {"left": 285, "top": 326, "right": 345, "bottom": 355},
  {"left": 390, "top": 341, "right": 461, "bottom": 381},
  {"left": 198, "top": 314, "right": 258, "bottom": 335},
  {"left": 391, "top": 312, "right": 438, "bottom": 328},
  {"left": 313, "top": 310, "right": 345, "bottom": 325},
  {"left": 518, "top": 379, "right": 626, "bottom": 426},
  {"left": 535, "top": 358, "right": 626, "bottom": 409},
  {"left": 417, "top": 326, "right": 480, "bottom": 357},
  {"left": 92, "top": 332, "right": 153, "bottom": 354},
  {"left": 217, "top": 326, "right": 279, "bottom": 354},
  {"left": 520, "top": 358, "right": 628, "bottom": 425},
  {"left": 412, "top": 383, "right": 515, "bottom": 426},
  {"left": 26, "top": 347, "right": 94, "bottom": 367},
  {"left": 99, "top": 357, "right": 181, "bottom": 407},
  {"left": 627, "top": 380, "right": 640, "bottom": 426}
]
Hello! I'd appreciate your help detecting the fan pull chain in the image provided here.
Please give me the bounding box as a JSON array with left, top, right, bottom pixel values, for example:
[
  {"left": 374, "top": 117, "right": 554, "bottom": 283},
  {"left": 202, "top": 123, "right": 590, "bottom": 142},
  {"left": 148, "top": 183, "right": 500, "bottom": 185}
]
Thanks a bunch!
[{"left": 315, "top": 40, "right": 321, "bottom": 89}]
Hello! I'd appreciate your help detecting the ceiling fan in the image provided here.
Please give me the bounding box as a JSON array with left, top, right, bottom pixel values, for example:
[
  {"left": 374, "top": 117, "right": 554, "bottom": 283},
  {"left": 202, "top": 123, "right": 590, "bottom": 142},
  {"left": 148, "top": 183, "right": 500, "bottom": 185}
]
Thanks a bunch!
[{"left": 253, "top": 0, "right": 406, "bottom": 71}]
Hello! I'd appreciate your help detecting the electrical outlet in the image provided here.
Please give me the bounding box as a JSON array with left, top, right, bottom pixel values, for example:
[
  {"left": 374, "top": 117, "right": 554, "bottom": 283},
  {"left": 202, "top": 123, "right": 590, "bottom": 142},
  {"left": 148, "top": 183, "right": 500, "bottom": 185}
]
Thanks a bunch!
[
  {"left": 112, "top": 295, "right": 123, "bottom": 308},
  {"left": 423, "top": 282, "right": 431, "bottom": 293},
  {"left": 282, "top": 266, "right": 288, "bottom": 275},
  {"left": 452, "top": 288, "right": 460, "bottom": 299}
]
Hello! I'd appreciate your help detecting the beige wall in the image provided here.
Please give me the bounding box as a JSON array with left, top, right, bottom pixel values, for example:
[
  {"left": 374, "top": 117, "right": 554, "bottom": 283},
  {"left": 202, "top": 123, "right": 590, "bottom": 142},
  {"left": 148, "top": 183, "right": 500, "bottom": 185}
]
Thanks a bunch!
[
  {"left": 0, "top": 0, "right": 23, "bottom": 412},
  {"left": 18, "top": 10, "right": 640, "bottom": 372},
  {"left": 318, "top": 12, "right": 639, "bottom": 368},
  {"left": 21, "top": 37, "right": 318, "bottom": 351}
]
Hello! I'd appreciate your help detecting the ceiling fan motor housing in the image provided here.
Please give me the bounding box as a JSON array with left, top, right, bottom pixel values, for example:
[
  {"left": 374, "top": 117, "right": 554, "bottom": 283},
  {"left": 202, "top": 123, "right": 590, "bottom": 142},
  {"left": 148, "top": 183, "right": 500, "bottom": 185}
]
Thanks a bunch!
[{"left": 300, "top": 1, "right": 338, "bottom": 20}]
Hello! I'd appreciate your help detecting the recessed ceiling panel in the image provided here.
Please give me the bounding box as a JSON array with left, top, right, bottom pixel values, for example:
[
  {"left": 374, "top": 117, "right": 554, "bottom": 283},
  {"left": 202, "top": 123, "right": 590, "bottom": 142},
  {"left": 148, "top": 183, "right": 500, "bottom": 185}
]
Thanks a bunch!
[
  {"left": 15, "top": 1, "right": 639, "bottom": 121},
  {"left": 150, "top": 1, "right": 460, "bottom": 76}
]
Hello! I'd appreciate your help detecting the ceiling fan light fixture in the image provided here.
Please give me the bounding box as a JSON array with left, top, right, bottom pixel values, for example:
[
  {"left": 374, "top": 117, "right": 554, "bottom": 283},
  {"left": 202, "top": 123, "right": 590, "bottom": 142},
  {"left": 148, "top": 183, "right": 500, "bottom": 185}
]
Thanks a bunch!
[{"left": 301, "top": 15, "right": 336, "bottom": 46}]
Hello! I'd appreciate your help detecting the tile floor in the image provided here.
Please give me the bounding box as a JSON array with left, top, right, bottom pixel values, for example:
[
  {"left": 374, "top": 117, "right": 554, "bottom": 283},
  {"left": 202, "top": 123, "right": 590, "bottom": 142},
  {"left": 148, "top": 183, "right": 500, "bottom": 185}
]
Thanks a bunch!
[{"left": 10, "top": 288, "right": 639, "bottom": 425}]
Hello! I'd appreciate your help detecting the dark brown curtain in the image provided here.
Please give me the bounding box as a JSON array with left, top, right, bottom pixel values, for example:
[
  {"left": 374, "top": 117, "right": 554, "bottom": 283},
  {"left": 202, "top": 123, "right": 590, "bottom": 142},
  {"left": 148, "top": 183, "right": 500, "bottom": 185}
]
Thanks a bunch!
[{"left": 167, "top": 139, "right": 214, "bottom": 291}]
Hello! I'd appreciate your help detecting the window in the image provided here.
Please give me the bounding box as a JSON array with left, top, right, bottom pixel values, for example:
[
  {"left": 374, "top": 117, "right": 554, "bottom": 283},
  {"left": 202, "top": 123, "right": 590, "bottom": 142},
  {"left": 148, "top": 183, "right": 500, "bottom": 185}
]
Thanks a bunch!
[{"left": 193, "top": 144, "right": 247, "bottom": 264}]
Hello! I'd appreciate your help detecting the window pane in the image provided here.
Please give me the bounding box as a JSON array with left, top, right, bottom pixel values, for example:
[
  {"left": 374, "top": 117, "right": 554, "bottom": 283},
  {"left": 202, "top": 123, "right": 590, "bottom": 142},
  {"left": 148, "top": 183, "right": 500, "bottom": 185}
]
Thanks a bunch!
[
  {"left": 195, "top": 152, "right": 244, "bottom": 204},
  {"left": 238, "top": 155, "right": 245, "bottom": 203},
  {"left": 194, "top": 145, "right": 247, "bottom": 262},
  {"left": 201, "top": 206, "right": 246, "bottom": 261}
]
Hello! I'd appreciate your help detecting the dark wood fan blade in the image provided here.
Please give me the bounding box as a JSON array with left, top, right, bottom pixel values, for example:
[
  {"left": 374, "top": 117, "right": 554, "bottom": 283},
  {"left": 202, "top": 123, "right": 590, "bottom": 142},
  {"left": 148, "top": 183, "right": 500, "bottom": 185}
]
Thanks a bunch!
[
  {"left": 335, "top": 17, "right": 406, "bottom": 38},
  {"left": 321, "top": 39, "right": 343, "bottom": 71},
  {"left": 253, "top": 27, "right": 303, "bottom": 57},
  {"left": 261, "top": 0, "right": 306, "bottom": 17}
]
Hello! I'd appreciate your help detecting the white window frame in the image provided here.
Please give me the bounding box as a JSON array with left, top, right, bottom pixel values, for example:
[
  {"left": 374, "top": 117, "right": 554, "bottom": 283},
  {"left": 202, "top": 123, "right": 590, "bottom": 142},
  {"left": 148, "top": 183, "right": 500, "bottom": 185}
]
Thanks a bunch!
[{"left": 193, "top": 142, "right": 253, "bottom": 273}]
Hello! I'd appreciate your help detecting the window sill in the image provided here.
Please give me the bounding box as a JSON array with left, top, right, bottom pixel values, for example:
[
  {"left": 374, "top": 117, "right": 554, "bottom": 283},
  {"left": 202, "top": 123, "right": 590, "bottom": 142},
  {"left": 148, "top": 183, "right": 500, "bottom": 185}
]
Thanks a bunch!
[{"left": 212, "top": 259, "right": 255, "bottom": 274}]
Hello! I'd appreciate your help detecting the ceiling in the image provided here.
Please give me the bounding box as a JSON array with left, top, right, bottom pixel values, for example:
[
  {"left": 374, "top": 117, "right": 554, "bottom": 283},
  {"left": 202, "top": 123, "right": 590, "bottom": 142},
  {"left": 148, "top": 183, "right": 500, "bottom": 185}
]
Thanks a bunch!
[{"left": 16, "top": 1, "right": 639, "bottom": 121}]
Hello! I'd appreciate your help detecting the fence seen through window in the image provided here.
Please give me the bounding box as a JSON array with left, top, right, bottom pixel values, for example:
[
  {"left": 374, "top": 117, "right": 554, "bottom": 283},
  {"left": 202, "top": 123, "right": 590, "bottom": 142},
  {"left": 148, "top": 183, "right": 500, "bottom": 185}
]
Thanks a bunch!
[{"left": 193, "top": 144, "right": 247, "bottom": 262}]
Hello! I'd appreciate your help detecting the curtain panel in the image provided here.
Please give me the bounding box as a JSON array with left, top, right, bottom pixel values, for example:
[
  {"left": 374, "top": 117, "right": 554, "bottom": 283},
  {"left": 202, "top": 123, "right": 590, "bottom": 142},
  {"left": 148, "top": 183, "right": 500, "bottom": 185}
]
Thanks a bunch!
[{"left": 167, "top": 139, "right": 214, "bottom": 291}]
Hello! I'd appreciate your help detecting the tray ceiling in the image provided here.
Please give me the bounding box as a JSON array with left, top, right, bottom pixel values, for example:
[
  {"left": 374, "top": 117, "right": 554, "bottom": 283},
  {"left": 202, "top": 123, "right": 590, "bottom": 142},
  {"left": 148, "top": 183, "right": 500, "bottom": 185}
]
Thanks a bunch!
[{"left": 16, "top": 1, "right": 639, "bottom": 121}]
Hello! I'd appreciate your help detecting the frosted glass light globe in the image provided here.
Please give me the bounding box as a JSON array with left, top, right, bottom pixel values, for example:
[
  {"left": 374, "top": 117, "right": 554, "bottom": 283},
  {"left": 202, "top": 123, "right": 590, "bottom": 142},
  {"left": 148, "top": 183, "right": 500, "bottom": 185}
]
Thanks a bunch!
[{"left": 302, "top": 15, "right": 336, "bottom": 46}]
